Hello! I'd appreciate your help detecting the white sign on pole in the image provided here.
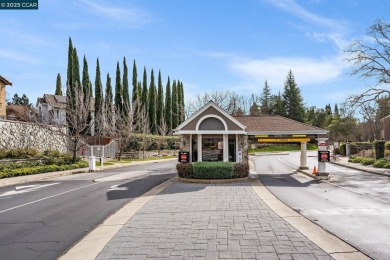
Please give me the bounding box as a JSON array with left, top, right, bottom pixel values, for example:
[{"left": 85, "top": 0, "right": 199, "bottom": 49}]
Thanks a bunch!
[{"left": 318, "top": 141, "right": 327, "bottom": 151}]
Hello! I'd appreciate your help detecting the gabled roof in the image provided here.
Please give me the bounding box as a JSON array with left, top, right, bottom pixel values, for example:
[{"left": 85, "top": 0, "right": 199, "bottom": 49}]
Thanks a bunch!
[
  {"left": 234, "top": 115, "right": 328, "bottom": 134},
  {"left": 0, "top": 75, "right": 12, "bottom": 86},
  {"left": 175, "top": 101, "right": 246, "bottom": 133},
  {"left": 36, "top": 94, "right": 95, "bottom": 111}
]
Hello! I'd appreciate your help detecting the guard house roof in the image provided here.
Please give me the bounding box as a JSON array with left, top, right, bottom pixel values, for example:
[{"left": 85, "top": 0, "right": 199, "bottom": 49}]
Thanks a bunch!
[
  {"left": 175, "top": 101, "right": 328, "bottom": 136},
  {"left": 234, "top": 115, "right": 328, "bottom": 135},
  {"left": 0, "top": 75, "right": 12, "bottom": 86}
]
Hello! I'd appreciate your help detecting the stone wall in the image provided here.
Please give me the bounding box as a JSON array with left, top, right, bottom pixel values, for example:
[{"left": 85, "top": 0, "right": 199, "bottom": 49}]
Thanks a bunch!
[
  {"left": 0, "top": 120, "right": 67, "bottom": 153},
  {"left": 237, "top": 134, "right": 249, "bottom": 164}
]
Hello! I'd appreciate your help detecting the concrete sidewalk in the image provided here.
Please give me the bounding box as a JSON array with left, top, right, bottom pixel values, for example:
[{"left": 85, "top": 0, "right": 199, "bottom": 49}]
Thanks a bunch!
[
  {"left": 331, "top": 156, "right": 390, "bottom": 177},
  {"left": 60, "top": 166, "right": 368, "bottom": 260}
]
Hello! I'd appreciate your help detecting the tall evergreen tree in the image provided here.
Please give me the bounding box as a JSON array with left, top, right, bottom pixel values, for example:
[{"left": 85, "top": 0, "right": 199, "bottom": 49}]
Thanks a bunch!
[
  {"left": 282, "top": 70, "right": 305, "bottom": 122},
  {"left": 105, "top": 73, "right": 114, "bottom": 129},
  {"left": 114, "top": 61, "right": 123, "bottom": 116},
  {"left": 72, "top": 48, "right": 81, "bottom": 92},
  {"left": 179, "top": 81, "right": 185, "bottom": 123},
  {"left": 157, "top": 70, "right": 164, "bottom": 128},
  {"left": 172, "top": 80, "right": 179, "bottom": 129},
  {"left": 55, "top": 73, "right": 62, "bottom": 95},
  {"left": 272, "top": 92, "right": 285, "bottom": 116},
  {"left": 141, "top": 67, "right": 148, "bottom": 119},
  {"left": 148, "top": 69, "right": 157, "bottom": 134},
  {"left": 122, "top": 57, "right": 130, "bottom": 116},
  {"left": 334, "top": 103, "right": 339, "bottom": 115},
  {"left": 66, "top": 37, "right": 73, "bottom": 95},
  {"left": 132, "top": 60, "right": 140, "bottom": 130},
  {"left": 95, "top": 58, "right": 103, "bottom": 134},
  {"left": 82, "top": 55, "right": 90, "bottom": 97},
  {"left": 164, "top": 77, "right": 172, "bottom": 133},
  {"left": 260, "top": 80, "right": 272, "bottom": 114}
]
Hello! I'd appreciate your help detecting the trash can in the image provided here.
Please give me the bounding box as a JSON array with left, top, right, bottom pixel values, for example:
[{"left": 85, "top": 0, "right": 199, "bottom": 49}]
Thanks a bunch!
[{"left": 89, "top": 156, "right": 96, "bottom": 171}]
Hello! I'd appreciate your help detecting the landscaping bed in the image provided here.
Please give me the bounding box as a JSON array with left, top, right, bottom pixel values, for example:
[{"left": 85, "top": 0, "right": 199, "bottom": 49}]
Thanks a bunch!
[
  {"left": 348, "top": 156, "right": 390, "bottom": 169},
  {"left": 0, "top": 148, "right": 88, "bottom": 179},
  {"left": 176, "top": 161, "right": 249, "bottom": 180}
]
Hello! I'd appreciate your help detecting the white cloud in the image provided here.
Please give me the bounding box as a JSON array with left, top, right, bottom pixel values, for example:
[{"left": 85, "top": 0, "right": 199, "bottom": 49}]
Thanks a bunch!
[
  {"left": 229, "top": 55, "right": 348, "bottom": 88},
  {"left": 79, "top": 0, "right": 151, "bottom": 27}
]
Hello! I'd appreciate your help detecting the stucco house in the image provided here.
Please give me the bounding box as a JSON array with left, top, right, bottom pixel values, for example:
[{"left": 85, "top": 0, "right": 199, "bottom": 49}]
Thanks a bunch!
[
  {"left": 0, "top": 75, "right": 12, "bottom": 120},
  {"left": 36, "top": 94, "right": 67, "bottom": 125}
]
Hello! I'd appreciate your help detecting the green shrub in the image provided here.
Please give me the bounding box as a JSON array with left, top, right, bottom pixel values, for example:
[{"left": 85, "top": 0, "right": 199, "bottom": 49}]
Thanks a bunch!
[
  {"left": 232, "top": 163, "right": 249, "bottom": 178},
  {"left": 348, "top": 156, "right": 364, "bottom": 163},
  {"left": 192, "top": 162, "right": 233, "bottom": 179},
  {"left": 385, "top": 141, "right": 390, "bottom": 150},
  {"left": 176, "top": 163, "right": 193, "bottom": 178},
  {"left": 340, "top": 143, "right": 346, "bottom": 156},
  {"left": 374, "top": 140, "right": 385, "bottom": 160},
  {"left": 361, "top": 158, "right": 375, "bottom": 165},
  {"left": 373, "top": 158, "right": 389, "bottom": 168}
]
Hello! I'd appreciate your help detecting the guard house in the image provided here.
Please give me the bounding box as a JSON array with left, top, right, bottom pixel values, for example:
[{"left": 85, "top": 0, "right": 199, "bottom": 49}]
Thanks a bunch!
[{"left": 174, "top": 101, "right": 328, "bottom": 169}]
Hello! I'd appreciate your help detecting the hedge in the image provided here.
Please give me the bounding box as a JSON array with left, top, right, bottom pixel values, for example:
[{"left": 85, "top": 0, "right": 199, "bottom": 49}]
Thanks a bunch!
[
  {"left": 0, "top": 161, "right": 88, "bottom": 179},
  {"left": 192, "top": 162, "right": 233, "bottom": 179},
  {"left": 176, "top": 163, "right": 193, "bottom": 178},
  {"left": 374, "top": 140, "right": 385, "bottom": 160},
  {"left": 233, "top": 163, "right": 249, "bottom": 178},
  {"left": 373, "top": 159, "right": 390, "bottom": 169},
  {"left": 385, "top": 141, "right": 390, "bottom": 151}
]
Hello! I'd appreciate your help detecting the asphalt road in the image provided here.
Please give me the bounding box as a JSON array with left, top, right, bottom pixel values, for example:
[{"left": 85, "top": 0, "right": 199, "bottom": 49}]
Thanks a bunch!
[
  {"left": 252, "top": 151, "right": 390, "bottom": 260},
  {"left": 0, "top": 160, "right": 176, "bottom": 260}
]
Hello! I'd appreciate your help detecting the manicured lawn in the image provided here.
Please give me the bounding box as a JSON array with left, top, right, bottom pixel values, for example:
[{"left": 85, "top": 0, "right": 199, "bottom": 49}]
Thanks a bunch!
[{"left": 250, "top": 144, "right": 318, "bottom": 153}]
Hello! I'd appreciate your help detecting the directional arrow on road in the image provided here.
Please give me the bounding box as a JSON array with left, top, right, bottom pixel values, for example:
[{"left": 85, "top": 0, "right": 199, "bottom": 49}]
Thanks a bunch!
[
  {"left": 108, "top": 184, "right": 129, "bottom": 191},
  {"left": 0, "top": 183, "right": 59, "bottom": 197}
]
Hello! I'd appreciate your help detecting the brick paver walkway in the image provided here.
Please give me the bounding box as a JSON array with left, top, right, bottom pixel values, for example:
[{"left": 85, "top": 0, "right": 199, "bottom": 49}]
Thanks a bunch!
[{"left": 97, "top": 182, "right": 332, "bottom": 260}]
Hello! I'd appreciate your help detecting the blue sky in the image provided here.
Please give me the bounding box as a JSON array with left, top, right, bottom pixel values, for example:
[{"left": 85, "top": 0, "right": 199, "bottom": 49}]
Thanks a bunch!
[{"left": 1, "top": 0, "right": 389, "bottom": 110}]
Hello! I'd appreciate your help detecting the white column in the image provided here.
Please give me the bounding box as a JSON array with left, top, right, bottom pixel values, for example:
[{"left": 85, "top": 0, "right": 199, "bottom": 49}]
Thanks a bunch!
[
  {"left": 317, "top": 137, "right": 329, "bottom": 176},
  {"left": 299, "top": 142, "right": 308, "bottom": 170},
  {"left": 189, "top": 134, "right": 192, "bottom": 163},
  {"left": 197, "top": 134, "right": 202, "bottom": 162},
  {"left": 223, "top": 134, "right": 229, "bottom": 162},
  {"left": 236, "top": 134, "right": 239, "bottom": 162}
]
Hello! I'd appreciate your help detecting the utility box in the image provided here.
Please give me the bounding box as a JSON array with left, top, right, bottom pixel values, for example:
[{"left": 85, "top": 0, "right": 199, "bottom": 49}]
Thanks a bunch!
[
  {"left": 178, "top": 151, "right": 190, "bottom": 163},
  {"left": 89, "top": 156, "right": 96, "bottom": 171}
]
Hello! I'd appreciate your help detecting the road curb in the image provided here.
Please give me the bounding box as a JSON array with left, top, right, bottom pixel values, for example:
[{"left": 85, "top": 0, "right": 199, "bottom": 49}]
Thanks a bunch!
[
  {"left": 330, "top": 161, "right": 390, "bottom": 177},
  {"left": 58, "top": 177, "right": 175, "bottom": 260}
]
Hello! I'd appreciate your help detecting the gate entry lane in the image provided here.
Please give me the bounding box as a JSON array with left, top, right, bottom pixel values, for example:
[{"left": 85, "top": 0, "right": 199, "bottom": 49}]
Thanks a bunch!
[{"left": 252, "top": 152, "right": 390, "bottom": 260}]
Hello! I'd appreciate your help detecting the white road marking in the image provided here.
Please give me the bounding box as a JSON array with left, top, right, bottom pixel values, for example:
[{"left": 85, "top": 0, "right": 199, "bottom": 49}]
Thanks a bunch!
[
  {"left": 0, "top": 182, "right": 99, "bottom": 215},
  {"left": 0, "top": 183, "right": 59, "bottom": 197},
  {"left": 108, "top": 184, "right": 128, "bottom": 191}
]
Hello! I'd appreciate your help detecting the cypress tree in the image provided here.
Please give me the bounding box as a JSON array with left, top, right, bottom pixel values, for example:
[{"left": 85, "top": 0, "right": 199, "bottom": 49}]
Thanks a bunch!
[
  {"left": 334, "top": 103, "right": 339, "bottom": 115},
  {"left": 157, "top": 70, "right": 164, "bottom": 129},
  {"left": 72, "top": 47, "right": 81, "bottom": 92},
  {"left": 114, "top": 61, "right": 123, "bottom": 116},
  {"left": 172, "top": 80, "right": 178, "bottom": 129},
  {"left": 148, "top": 69, "right": 157, "bottom": 134},
  {"left": 165, "top": 77, "right": 172, "bottom": 133},
  {"left": 66, "top": 37, "right": 73, "bottom": 95},
  {"left": 179, "top": 81, "right": 185, "bottom": 123},
  {"left": 95, "top": 58, "right": 103, "bottom": 134},
  {"left": 141, "top": 67, "right": 148, "bottom": 119},
  {"left": 55, "top": 73, "right": 62, "bottom": 95},
  {"left": 82, "top": 55, "right": 90, "bottom": 97},
  {"left": 132, "top": 60, "right": 139, "bottom": 130},
  {"left": 105, "top": 73, "right": 114, "bottom": 129},
  {"left": 282, "top": 70, "right": 304, "bottom": 122},
  {"left": 122, "top": 57, "right": 130, "bottom": 116}
]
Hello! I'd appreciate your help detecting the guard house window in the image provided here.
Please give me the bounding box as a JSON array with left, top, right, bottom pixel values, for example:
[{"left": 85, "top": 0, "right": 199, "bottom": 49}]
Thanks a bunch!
[{"left": 202, "top": 138, "right": 223, "bottom": 161}]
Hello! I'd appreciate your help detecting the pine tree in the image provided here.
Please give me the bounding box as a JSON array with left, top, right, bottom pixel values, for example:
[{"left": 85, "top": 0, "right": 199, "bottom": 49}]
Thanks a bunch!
[
  {"left": 260, "top": 80, "right": 272, "bottom": 114},
  {"left": 272, "top": 92, "right": 284, "bottom": 116},
  {"left": 55, "top": 73, "right": 62, "bottom": 95},
  {"left": 148, "top": 69, "right": 157, "bottom": 134},
  {"left": 95, "top": 58, "right": 103, "bottom": 134},
  {"left": 114, "top": 61, "right": 123, "bottom": 116},
  {"left": 165, "top": 77, "right": 172, "bottom": 133},
  {"left": 157, "top": 70, "right": 164, "bottom": 128},
  {"left": 334, "top": 103, "right": 339, "bottom": 115},
  {"left": 172, "top": 80, "right": 178, "bottom": 129},
  {"left": 141, "top": 67, "right": 148, "bottom": 119},
  {"left": 122, "top": 57, "right": 130, "bottom": 116},
  {"left": 282, "top": 70, "right": 304, "bottom": 122},
  {"left": 249, "top": 102, "right": 260, "bottom": 115},
  {"left": 132, "top": 60, "right": 140, "bottom": 130},
  {"left": 105, "top": 73, "right": 114, "bottom": 129}
]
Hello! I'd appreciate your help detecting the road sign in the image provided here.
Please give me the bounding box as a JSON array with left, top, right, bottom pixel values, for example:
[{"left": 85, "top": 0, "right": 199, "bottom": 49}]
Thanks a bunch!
[
  {"left": 318, "top": 151, "right": 330, "bottom": 162},
  {"left": 318, "top": 141, "right": 327, "bottom": 151},
  {"left": 257, "top": 138, "right": 310, "bottom": 143}
]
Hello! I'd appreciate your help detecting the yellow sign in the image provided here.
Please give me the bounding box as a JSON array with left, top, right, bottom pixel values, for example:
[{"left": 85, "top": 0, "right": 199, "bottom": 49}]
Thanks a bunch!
[{"left": 258, "top": 138, "right": 310, "bottom": 143}]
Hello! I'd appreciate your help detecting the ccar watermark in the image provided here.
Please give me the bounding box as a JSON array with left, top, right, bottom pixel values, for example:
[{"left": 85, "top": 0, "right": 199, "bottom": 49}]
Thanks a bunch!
[{"left": 0, "top": 0, "right": 38, "bottom": 9}]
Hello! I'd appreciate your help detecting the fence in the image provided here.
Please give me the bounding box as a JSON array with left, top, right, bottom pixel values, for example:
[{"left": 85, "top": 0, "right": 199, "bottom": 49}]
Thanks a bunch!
[{"left": 76, "top": 140, "right": 117, "bottom": 159}]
